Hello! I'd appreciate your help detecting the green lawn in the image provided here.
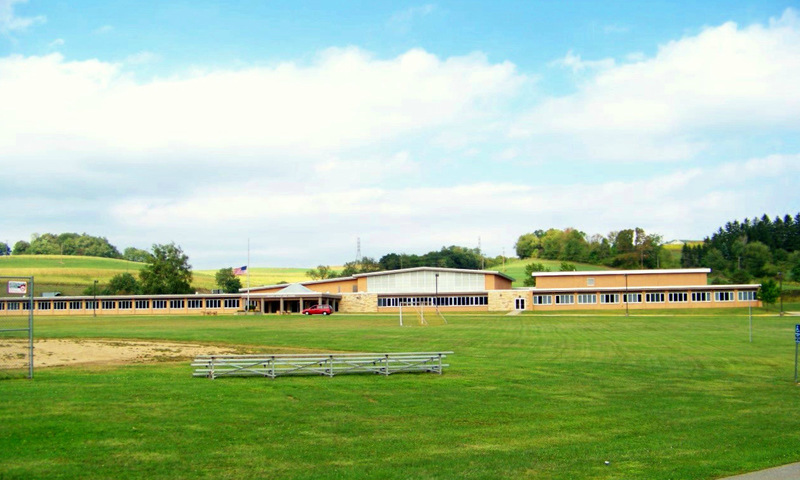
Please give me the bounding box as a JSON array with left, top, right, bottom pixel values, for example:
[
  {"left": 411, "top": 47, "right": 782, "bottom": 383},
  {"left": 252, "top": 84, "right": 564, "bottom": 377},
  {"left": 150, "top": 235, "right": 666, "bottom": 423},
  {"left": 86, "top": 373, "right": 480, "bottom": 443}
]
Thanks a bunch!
[{"left": 1, "top": 311, "right": 799, "bottom": 479}]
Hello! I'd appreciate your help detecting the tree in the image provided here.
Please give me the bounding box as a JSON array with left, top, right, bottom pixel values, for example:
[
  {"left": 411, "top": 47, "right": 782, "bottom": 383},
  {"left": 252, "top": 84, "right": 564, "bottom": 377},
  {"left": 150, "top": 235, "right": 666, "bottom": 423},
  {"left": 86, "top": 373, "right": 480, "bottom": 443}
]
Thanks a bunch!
[
  {"left": 123, "top": 247, "right": 153, "bottom": 263},
  {"left": 12, "top": 240, "right": 30, "bottom": 254},
  {"left": 306, "top": 265, "right": 339, "bottom": 280},
  {"left": 742, "top": 241, "right": 771, "bottom": 277},
  {"left": 102, "top": 273, "right": 140, "bottom": 295},
  {"left": 341, "top": 257, "right": 382, "bottom": 277},
  {"left": 515, "top": 233, "right": 542, "bottom": 259},
  {"left": 757, "top": 279, "right": 781, "bottom": 305},
  {"left": 523, "top": 262, "right": 549, "bottom": 287},
  {"left": 139, "top": 243, "right": 194, "bottom": 294},
  {"left": 0, "top": 242, "right": 9, "bottom": 255},
  {"left": 560, "top": 262, "right": 577, "bottom": 271},
  {"left": 215, "top": 268, "right": 242, "bottom": 293}
]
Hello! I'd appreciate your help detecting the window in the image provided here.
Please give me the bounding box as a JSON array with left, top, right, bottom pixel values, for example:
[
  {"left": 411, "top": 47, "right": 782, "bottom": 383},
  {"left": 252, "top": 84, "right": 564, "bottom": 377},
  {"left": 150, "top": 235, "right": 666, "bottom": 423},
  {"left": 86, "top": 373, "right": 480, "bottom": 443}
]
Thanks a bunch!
[
  {"left": 587, "top": 278, "right": 595, "bottom": 286},
  {"left": 188, "top": 299, "right": 203, "bottom": 309},
  {"left": 599, "top": 294, "right": 619, "bottom": 304},
  {"left": 378, "top": 295, "right": 488, "bottom": 307},
  {"left": 85, "top": 300, "right": 97, "bottom": 310},
  {"left": 102, "top": 300, "right": 116, "bottom": 310},
  {"left": 645, "top": 293, "right": 665, "bottom": 303},
  {"left": 0, "top": 302, "right": 4, "bottom": 311},
  {"left": 206, "top": 299, "right": 221, "bottom": 309},
  {"left": 738, "top": 291, "right": 756, "bottom": 301},
  {"left": 37, "top": 301, "right": 51, "bottom": 310},
  {"left": 69, "top": 300, "right": 82, "bottom": 310},
  {"left": 555, "top": 294, "right": 574, "bottom": 305},
  {"left": 135, "top": 299, "right": 149, "bottom": 309},
  {"left": 532, "top": 295, "right": 552, "bottom": 305},
  {"left": 170, "top": 299, "right": 184, "bottom": 309},
  {"left": 668, "top": 292, "right": 687, "bottom": 303},
  {"left": 7, "top": 302, "right": 20, "bottom": 310},
  {"left": 119, "top": 300, "right": 132, "bottom": 310},
  {"left": 623, "top": 293, "right": 641, "bottom": 303},
  {"left": 153, "top": 300, "right": 167, "bottom": 309},
  {"left": 577, "top": 294, "right": 596, "bottom": 304},
  {"left": 691, "top": 292, "right": 711, "bottom": 302},
  {"left": 715, "top": 291, "right": 734, "bottom": 302},
  {"left": 54, "top": 301, "right": 67, "bottom": 310},
  {"left": 224, "top": 298, "right": 240, "bottom": 309}
]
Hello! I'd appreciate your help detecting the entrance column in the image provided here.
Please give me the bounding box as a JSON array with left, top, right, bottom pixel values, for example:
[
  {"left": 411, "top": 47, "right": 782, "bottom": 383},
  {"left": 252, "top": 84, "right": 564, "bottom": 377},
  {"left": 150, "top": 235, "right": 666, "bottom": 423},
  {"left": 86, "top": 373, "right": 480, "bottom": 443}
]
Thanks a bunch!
[{"left": 279, "top": 298, "right": 284, "bottom": 314}]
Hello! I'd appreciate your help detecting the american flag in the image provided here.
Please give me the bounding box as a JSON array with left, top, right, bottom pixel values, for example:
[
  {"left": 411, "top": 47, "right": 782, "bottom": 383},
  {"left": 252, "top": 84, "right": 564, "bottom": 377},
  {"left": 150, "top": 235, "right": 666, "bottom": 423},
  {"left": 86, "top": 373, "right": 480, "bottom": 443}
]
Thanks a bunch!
[{"left": 233, "top": 266, "right": 247, "bottom": 275}]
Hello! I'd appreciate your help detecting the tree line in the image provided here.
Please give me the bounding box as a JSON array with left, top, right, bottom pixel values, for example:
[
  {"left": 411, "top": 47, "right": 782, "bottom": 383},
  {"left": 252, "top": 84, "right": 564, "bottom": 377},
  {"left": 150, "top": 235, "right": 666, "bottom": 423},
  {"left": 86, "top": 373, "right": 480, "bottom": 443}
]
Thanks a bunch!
[
  {"left": 514, "top": 227, "right": 668, "bottom": 269},
  {"left": 681, "top": 213, "right": 800, "bottom": 284},
  {"left": 306, "top": 246, "right": 502, "bottom": 279},
  {"left": 3, "top": 232, "right": 152, "bottom": 263}
]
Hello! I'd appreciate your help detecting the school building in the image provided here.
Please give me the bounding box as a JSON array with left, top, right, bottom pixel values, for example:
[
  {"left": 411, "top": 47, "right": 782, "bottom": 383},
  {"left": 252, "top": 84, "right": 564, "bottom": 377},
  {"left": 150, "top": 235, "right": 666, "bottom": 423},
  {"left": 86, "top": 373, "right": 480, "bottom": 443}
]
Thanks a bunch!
[{"left": 0, "top": 266, "right": 761, "bottom": 316}]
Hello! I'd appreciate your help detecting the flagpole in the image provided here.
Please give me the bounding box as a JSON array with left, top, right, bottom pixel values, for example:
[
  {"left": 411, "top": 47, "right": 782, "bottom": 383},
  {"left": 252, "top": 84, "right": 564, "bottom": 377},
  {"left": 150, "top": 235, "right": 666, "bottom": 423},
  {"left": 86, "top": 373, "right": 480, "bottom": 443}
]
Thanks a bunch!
[{"left": 247, "top": 238, "right": 251, "bottom": 314}]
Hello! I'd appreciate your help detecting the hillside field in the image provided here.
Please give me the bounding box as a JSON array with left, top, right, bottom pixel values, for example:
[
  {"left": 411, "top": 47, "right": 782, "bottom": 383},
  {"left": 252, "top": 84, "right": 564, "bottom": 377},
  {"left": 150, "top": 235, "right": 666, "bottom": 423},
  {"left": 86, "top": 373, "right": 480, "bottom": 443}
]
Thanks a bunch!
[
  {"left": 0, "top": 256, "right": 311, "bottom": 296},
  {"left": 1, "top": 310, "right": 799, "bottom": 479}
]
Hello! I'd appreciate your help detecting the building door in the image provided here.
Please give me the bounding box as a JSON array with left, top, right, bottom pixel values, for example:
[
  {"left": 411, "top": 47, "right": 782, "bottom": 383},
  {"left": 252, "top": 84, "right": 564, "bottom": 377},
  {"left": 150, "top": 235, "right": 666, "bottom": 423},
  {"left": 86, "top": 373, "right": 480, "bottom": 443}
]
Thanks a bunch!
[{"left": 515, "top": 297, "right": 526, "bottom": 310}]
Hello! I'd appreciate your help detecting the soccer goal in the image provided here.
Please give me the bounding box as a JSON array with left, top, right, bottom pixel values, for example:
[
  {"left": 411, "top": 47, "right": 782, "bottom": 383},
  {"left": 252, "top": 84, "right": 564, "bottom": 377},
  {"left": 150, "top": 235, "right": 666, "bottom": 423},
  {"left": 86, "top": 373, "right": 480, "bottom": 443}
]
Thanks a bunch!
[
  {"left": 398, "top": 298, "right": 447, "bottom": 327},
  {"left": 0, "top": 276, "right": 34, "bottom": 379}
]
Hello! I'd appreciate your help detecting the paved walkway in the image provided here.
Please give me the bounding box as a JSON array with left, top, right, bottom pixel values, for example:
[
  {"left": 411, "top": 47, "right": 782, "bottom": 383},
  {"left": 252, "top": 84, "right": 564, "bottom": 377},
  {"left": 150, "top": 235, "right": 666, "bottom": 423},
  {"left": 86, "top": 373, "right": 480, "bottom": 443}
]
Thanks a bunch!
[{"left": 718, "top": 462, "right": 800, "bottom": 480}]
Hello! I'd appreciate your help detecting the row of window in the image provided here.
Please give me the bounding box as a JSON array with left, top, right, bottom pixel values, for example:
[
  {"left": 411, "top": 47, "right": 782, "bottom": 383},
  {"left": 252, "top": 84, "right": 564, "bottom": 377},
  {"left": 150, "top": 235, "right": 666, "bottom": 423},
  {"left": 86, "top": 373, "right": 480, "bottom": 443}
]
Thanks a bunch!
[
  {"left": 377, "top": 296, "right": 489, "bottom": 307},
  {"left": 0, "top": 298, "right": 240, "bottom": 311},
  {"left": 532, "top": 290, "right": 756, "bottom": 306}
]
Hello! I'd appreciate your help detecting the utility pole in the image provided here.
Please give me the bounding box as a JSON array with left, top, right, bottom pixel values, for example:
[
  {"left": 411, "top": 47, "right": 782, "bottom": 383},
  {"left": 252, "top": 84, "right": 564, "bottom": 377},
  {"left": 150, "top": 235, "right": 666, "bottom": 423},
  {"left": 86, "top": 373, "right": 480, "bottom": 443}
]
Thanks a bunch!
[{"left": 93, "top": 280, "right": 98, "bottom": 317}]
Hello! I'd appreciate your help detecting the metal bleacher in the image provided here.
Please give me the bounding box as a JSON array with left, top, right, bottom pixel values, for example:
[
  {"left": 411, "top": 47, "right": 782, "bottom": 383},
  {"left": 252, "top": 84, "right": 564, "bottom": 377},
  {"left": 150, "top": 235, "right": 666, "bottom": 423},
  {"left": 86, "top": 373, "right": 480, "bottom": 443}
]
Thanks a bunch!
[{"left": 192, "top": 352, "right": 452, "bottom": 379}]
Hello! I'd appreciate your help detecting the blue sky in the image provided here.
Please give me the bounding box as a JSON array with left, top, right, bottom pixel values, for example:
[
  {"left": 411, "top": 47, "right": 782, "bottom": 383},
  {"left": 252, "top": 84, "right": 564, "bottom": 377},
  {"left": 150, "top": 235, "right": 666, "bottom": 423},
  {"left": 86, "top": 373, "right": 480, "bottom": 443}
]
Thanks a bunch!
[{"left": 1, "top": 0, "right": 799, "bottom": 268}]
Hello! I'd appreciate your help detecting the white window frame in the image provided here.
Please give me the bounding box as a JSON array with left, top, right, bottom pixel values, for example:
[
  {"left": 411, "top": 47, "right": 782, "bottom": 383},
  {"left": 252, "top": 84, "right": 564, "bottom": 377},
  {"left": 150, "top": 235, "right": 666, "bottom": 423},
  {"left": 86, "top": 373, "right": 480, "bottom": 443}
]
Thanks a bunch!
[
  {"left": 599, "top": 293, "right": 619, "bottom": 304},
  {"left": 577, "top": 294, "right": 596, "bottom": 304},
  {"left": 738, "top": 291, "right": 756, "bottom": 301}
]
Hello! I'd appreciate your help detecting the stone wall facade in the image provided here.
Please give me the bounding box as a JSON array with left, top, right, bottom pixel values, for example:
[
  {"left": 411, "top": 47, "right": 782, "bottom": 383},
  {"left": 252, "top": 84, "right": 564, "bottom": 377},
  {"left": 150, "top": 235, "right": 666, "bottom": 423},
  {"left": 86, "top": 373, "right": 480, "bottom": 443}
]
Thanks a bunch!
[
  {"left": 488, "top": 290, "right": 531, "bottom": 312},
  {"left": 338, "top": 293, "right": 379, "bottom": 313}
]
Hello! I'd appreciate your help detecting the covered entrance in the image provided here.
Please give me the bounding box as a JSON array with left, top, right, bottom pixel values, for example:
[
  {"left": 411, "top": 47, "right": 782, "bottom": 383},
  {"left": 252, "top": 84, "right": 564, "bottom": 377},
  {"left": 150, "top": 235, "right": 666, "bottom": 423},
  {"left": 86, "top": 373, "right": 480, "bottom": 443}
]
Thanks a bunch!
[{"left": 247, "top": 283, "right": 341, "bottom": 314}]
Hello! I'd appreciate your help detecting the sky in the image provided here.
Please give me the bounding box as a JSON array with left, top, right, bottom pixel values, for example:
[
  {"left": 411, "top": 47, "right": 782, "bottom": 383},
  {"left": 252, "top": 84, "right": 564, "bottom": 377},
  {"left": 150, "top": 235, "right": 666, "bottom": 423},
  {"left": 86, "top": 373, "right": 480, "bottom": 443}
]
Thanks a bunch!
[{"left": 1, "top": 0, "right": 799, "bottom": 269}]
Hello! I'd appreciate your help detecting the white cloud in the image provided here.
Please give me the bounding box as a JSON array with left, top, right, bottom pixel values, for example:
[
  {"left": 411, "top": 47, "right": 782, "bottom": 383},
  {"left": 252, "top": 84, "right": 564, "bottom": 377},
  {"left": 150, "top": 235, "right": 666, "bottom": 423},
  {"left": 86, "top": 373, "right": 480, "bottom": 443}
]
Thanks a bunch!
[
  {"left": 48, "top": 38, "right": 64, "bottom": 48},
  {"left": 93, "top": 25, "right": 113, "bottom": 34},
  {"left": 125, "top": 51, "right": 160, "bottom": 65},
  {"left": 0, "top": 48, "right": 523, "bottom": 171},
  {"left": 100, "top": 152, "right": 799, "bottom": 266},
  {"left": 0, "top": 0, "right": 44, "bottom": 34},
  {"left": 514, "top": 8, "right": 800, "bottom": 162},
  {"left": 551, "top": 50, "right": 615, "bottom": 73}
]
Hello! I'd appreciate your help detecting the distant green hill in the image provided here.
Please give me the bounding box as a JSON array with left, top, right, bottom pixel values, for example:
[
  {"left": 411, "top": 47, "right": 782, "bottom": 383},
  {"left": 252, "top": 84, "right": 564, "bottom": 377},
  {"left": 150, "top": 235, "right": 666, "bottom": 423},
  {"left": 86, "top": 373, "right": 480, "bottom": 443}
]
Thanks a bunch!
[
  {"left": 489, "top": 258, "right": 612, "bottom": 287},
  {"left": 0, "top": 255, "right": 144, "bottom": 296}
]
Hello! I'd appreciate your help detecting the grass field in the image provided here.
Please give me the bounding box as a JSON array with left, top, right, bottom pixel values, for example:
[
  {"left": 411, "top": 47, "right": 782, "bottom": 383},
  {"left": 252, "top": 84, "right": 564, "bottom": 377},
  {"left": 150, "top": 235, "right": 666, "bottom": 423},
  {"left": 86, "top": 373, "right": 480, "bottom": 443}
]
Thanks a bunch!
[{"left": 2, "top": 310, "right": 799, "bottom": 479}]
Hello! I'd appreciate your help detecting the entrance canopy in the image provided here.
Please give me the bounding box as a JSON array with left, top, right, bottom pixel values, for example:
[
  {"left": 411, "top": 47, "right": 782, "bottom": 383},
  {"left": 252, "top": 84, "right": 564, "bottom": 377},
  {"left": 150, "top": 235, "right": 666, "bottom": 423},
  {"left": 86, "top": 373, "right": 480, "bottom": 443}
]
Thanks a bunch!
[{"left": 246, "top": 283, "right": 342, "bottom": 314}]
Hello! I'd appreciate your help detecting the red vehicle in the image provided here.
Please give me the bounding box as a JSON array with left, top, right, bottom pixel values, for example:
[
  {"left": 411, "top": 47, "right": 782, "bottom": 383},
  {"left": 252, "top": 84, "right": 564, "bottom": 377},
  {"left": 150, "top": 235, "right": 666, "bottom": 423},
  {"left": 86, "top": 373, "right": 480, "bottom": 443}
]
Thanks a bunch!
[{"left": 302, "top": 304, "right": 333, "bottom": 315}]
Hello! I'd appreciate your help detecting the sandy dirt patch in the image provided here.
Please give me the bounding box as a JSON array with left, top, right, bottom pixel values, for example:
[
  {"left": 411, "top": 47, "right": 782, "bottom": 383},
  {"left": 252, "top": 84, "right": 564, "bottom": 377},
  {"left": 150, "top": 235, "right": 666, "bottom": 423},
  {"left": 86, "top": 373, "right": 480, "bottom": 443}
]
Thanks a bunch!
[{"left": 0, "top": 339, "right": 239, "bottom": 368}]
